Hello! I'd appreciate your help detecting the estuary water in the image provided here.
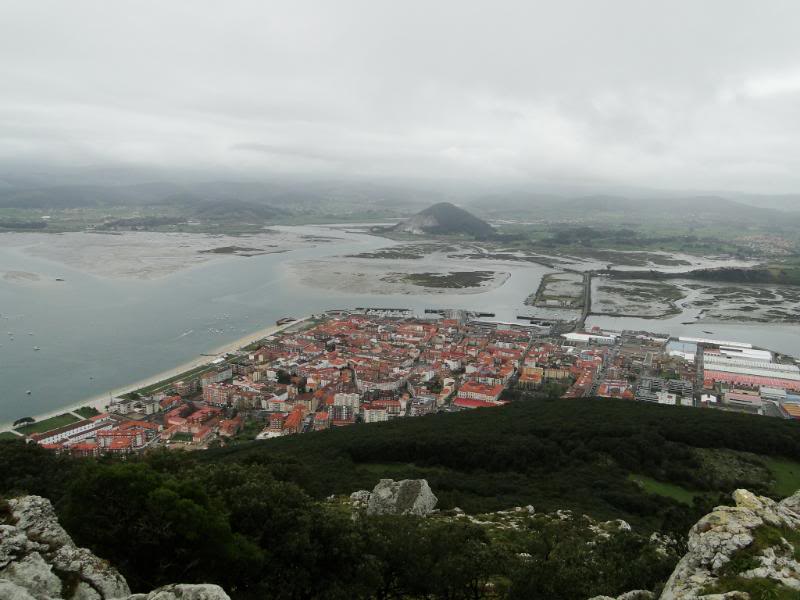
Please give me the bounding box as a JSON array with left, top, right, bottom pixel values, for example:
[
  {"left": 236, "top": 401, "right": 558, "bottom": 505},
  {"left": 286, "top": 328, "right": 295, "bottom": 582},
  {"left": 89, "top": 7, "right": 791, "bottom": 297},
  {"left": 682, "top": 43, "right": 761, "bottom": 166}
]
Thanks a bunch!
[
  {"left": 0, "top": 226, "right": 553, "bottom": 425},
  {"left": 1, "top": 225, "right": 798, "bottom": 426}
]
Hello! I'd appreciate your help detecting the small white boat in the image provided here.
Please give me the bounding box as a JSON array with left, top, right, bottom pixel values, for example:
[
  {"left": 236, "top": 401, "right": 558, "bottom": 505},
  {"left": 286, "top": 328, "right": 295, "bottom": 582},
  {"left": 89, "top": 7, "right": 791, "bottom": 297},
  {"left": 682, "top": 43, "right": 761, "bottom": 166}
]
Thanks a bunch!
[
  {"left": 33, "top": 346, "right": 40, "bottom": 351},
  {"left": 26, "top": 390, "right": 31, "bottom": 395}
]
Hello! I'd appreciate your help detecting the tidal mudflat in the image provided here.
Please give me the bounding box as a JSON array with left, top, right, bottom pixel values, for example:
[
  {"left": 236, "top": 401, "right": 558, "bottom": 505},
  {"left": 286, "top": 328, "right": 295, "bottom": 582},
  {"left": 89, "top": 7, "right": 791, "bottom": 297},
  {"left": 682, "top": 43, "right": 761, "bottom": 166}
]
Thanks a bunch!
[{"left": 0, "top": 228, "right": 320, "bottom": 280}]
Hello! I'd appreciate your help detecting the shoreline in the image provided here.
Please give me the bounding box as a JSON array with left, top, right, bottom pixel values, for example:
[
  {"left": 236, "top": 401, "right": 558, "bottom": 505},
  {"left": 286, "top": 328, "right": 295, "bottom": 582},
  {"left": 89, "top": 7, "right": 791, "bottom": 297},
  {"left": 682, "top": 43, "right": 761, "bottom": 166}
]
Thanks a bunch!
[{"left": 0, "top": 315, "right": 311, "bottom": 434}]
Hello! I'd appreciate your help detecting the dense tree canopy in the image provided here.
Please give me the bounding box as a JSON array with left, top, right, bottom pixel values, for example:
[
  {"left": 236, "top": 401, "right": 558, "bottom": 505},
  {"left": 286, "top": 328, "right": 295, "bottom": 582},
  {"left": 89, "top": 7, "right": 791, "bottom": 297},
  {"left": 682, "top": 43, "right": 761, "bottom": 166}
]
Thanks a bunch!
[{"left": 1, "top": 398, "right": 799, "bottom": 599}]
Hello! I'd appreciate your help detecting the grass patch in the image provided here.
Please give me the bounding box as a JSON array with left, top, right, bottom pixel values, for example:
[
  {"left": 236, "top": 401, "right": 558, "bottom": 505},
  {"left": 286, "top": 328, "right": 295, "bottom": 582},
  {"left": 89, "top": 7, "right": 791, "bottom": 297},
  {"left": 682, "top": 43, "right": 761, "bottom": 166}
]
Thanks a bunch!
[
  {"left": 170, "top": 432, "right": 193, "bottom": 443},
  {"left": 628, "top": 474, "right": 699, "bottom": 505},
  {"left": 745, "top": 525, "right": 800, "bottom": 561},
  {"left": 715, "top": 524, "right": 800, "bottom": 587},
  {"left": 382, "top": 271, "right": 497, "bottom": 288},
  {"left": 74, "top": 406, "right": 100, "bottom": 419},
  {"left": 703, "top": 576, "right": 800, "bottom": 600},
  {"left": 16, "top": 413, "right": 80, "bottom": 435},
  {"left": 227, "top": 419, "right": 264, "bottom": 444},
  {"left": 761, "top": 456, "right": 800, "bottom": 498},
  {"left": 0, "top": 432, "right": 21, "bottom": 440},
  {"left": 123, "top": 364, "right": 218, "bottom": 399}
]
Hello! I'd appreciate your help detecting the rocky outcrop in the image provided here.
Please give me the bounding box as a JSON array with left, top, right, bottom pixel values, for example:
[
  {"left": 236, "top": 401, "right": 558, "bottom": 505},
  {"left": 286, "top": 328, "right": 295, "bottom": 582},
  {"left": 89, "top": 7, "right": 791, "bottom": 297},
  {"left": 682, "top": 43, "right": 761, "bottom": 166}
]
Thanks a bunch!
[
  {"left": 588, "top": 591, "right": 654, "bottom": 600},
  {"left": 351, "top": 479, "right": 438, "bottom": 516},
  {"left": 0, "top": 496, "right": 230, "bottom": 600},
  {"left": 127, "top": 584, "right": 233, "bottom": 599},
  {"left": 660, "top": 489, "right": 800, "bottom": 599}
]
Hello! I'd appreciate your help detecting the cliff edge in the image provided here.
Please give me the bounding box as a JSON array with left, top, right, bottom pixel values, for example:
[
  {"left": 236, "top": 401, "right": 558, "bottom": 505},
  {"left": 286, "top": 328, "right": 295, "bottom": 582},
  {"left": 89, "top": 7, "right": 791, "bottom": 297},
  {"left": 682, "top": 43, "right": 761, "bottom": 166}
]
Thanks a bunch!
[{"left": 0, "top": 495, "right": 230, "bottom": 600}]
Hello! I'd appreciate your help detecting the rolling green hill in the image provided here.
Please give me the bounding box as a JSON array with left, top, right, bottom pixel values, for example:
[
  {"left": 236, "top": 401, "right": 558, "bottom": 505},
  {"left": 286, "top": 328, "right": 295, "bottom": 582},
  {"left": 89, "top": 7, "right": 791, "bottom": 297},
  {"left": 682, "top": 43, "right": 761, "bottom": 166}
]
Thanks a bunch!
[{"left": 206, "top": 398, "right": 800, "bottom": 530}]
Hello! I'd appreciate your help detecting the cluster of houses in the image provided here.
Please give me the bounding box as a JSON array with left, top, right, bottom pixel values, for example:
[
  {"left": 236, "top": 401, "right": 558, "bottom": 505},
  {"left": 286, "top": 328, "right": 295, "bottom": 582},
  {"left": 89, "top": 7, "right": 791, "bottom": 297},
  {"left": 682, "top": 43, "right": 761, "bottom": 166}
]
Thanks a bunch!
[
  {"left": 23, "top": 315, "right": 800, "bottom": 456},
  {"left": 30, "top": 400, "right": 246, "bottom": 456}
]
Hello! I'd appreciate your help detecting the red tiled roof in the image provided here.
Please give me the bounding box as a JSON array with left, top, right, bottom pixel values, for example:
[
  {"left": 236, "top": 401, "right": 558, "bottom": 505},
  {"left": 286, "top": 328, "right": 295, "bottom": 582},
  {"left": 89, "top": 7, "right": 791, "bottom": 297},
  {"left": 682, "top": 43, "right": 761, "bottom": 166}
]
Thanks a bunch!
[{"left": 453, "top": 398, "right": 504, "bottom": 409}]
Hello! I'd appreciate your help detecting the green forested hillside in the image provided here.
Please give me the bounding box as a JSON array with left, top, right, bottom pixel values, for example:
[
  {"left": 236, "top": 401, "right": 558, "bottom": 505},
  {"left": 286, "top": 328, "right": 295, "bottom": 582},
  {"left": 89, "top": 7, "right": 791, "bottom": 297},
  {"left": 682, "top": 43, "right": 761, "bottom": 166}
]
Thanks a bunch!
[
  {"left": 206, "top": 398, "right": 800, "bottom": 530},
  {"left": 1, "top": 398, "right": 799, "bottom": 599}
]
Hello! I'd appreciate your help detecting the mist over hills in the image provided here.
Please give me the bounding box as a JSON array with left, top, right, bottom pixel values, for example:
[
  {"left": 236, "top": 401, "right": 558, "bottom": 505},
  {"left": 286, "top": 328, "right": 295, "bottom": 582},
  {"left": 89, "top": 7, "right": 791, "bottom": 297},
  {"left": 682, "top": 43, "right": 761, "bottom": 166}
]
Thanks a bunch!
[
  {"left": 0, "top": 172, "right": 798, "bottom": 232},
  {"left": 469, "top": 193, "right": 800, "bottom": 230}
]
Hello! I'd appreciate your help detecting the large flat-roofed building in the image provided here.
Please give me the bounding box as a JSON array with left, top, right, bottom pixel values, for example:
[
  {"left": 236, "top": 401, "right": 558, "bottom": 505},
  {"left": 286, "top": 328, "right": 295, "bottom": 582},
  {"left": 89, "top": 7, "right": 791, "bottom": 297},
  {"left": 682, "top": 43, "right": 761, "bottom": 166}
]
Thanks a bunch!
[
  {"left": 722, "top": 390, "right": 763, "bottom": 415},
  {"left": 703, "top": 353, "right": 799, "bottom": 378},
  {"left": 704, "top": 370, "right": 800, "bottom": 392},
  {"left": 716, "top": 346, "right": 773, "bottom": 362},
  {"left": 703, "top": 350, "right": 800, "bottom": 391},
  {"left": 760, "top": 386, "right": 788, "bottom": 402},
  {"left": 679, "top": 336, "right": 752, "bottom": 349},
  {"left": 562, "top": 332, "right": 617, "bottom": 345}
]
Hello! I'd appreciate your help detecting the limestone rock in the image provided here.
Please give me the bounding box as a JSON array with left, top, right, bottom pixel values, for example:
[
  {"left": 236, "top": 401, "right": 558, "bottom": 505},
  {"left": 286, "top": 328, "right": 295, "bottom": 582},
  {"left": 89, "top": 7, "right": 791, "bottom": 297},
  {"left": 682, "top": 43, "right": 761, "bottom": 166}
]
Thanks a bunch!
[
  {"left": 135, "top": 584, "right": 231, "bottom": 599},
  {"left": 780, "top": 490, "right": 800, "bottom": 514},
  {"left": 617, "top": 592, "right": 654, "bottom": 600},
  {"left": 51, "top": 546, "right": 129, "bottom": 600},
  {"left": 349, "top": 490, "right": 371, "bottom": 508},
  {"left": 72, "top": 581, "right": 103, "bottom": 600},
  {"left": 0, "top": 524, "right": 41, "bottom": 569},
  {"left": 587, "top": 593, "right": 653, "bottom": 600},
  {"left": 660, "top": 488, "right": 800, "bottom": 600},
  {"left": 0, "top": 496, "right": 231, "bottom": 600},
  {"left": 366, "top": 479, "right": 438, "bottom": 516},
  {"left": 7, "top": 496, "right": 73, "bottom": 550},
  {"left": 1, "top": 551, "right": 62, "bottom": 600},
  {"left": 0, "top": 578, "right": 38, "bottom": 600}
]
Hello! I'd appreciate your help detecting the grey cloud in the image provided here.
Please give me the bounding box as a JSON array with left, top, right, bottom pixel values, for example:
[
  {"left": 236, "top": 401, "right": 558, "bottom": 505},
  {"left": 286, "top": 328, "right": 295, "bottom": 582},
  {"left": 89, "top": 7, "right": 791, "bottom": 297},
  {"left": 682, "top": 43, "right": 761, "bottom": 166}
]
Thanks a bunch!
[{"left": 1, "top": 0, "right": 800, "bottom": 192}]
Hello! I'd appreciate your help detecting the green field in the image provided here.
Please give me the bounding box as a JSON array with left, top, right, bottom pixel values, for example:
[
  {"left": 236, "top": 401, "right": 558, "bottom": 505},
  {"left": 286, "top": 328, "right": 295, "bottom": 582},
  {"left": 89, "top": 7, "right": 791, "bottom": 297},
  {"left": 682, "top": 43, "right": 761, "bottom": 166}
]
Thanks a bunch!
[
  {"left": 0, "top": 431, "right": 22, "bottom": 440},
  {"left": 122, "top": 364, "right": 217, "bottom": 399},
  {"left": 16, "top": 413, "right": 80, "bottom": 436},
  {"left": 74, "top": 406, "right": 100, "bottom": 419},
  {"left": 628, "top": 474, "right": 699, "bottom": 505},
  {"left": 762, "top": 456, "right": 800, "bottom": 498}
]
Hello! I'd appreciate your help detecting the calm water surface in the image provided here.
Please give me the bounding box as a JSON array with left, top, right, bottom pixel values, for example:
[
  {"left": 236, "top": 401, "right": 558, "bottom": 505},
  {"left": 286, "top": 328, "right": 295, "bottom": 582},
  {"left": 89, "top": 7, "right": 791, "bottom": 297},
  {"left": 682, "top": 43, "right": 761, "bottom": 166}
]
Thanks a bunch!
[{"left": 1, "top": 225, "right": 797, "bottom": 424}]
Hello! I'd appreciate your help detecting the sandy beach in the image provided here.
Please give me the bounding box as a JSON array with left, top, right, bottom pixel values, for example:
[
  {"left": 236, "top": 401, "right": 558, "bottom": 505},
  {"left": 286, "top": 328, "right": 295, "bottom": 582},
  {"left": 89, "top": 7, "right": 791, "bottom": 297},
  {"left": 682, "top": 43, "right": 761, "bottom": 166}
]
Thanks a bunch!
[{"left": 0, "top": 316, "right": 311, "bottom": 433}]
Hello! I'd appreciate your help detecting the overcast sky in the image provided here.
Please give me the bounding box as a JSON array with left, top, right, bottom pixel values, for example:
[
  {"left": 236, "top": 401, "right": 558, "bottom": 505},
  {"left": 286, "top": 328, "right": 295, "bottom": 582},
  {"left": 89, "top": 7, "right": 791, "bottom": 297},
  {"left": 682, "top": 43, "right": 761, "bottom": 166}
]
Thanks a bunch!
[{"left": 2, "top": 0, "right": 800, "bottom": 193}]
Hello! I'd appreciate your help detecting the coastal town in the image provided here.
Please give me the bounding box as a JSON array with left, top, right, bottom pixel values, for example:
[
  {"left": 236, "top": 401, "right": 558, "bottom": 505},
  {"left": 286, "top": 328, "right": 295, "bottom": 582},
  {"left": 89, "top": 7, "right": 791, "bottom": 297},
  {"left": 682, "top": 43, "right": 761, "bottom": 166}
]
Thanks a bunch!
[{"left": 7, "top": 309, "right": 800, "bottom": 455}]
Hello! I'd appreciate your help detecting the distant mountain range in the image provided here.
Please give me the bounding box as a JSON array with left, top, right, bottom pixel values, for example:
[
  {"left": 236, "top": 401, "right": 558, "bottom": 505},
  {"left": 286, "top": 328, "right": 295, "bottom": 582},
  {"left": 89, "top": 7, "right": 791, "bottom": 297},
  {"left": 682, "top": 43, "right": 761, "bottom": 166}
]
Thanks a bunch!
[
  {"left": 392, "top": 202, "right": 494, "bottom": 237},
  {"left": 470, "top": 193, "right": 800, "bottom": 229},
  {"left": 0, "top": 175, "right": 798, "bottom": 232},
  {"left": 0, "top": 179, "right": 421, "bottom": 212}
]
